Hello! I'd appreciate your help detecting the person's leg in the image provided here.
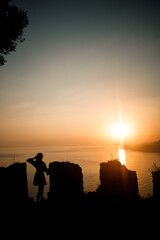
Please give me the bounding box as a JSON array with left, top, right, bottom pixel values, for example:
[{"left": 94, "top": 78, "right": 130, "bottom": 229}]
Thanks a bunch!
[{"left": 37, "top": 185, "right": 44, "bottom": 202}]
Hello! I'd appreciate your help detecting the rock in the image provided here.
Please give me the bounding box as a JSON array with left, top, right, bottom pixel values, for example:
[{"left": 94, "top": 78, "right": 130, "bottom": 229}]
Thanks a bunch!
[
  {"left": 48, "top": 161, "right": 84, "bottom": 199},
  {"left": 152, "top": 171, "right": 160, "bottom": 199},
  {"left": 96, "top": 160, "right": 139, "bottom": 200},
  {"left": 0, "top": 162, "right": 28, "bottom": 204}
]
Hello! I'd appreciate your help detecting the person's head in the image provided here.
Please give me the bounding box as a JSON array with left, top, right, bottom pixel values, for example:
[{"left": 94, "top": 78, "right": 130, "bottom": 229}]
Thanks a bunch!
[{"left": 35, "top": 153, "right": 43, "bottom": 161}]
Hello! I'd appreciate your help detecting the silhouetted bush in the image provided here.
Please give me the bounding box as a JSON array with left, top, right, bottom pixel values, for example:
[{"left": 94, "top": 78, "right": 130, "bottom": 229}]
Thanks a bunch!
[
  {"left": 48, "top": 161, "right": 84, "bottom": 199},
  {"left": 96, "top": 160, "right": 139, "bottom": 200}
]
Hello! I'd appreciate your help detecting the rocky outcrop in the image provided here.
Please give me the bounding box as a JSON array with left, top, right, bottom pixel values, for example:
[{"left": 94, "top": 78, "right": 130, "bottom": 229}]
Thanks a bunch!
[
  {"left": 0, "top": 162, "right": 28, "bottom": 203},
  {"left": 152, "top": 171, "right": 160, "bottom": 199},
  {"left": 97, "top": 160, "right": 139, "bottom": 200},
  {"left": 48, "top": 161, "right": 84, "bottom": 199}
]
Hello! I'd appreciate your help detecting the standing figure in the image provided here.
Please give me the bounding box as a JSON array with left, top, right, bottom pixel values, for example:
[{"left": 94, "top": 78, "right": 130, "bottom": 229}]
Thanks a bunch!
[{"left": 27, "top": 153, "right": 48, "bottom": 202}]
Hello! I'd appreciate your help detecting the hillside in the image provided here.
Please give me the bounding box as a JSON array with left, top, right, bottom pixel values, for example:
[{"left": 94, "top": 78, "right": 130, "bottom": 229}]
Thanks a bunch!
[{"left": 124, "top": 140, "right": 160, "bottom": 153}]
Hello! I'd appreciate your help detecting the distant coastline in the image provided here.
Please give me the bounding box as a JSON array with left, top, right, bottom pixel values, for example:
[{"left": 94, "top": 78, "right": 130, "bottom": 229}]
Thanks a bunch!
[{"left": 124, "top": 140, "right": 160, "bottom": 153}]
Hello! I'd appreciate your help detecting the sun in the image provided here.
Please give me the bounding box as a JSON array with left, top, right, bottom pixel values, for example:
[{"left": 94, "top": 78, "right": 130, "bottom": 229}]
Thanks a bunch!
[
  {"left": 112, "top": 123, "right": 130, "bottom": 138},
  {"left": 111, "top": 122, "right": 130, "bottom": 145}
]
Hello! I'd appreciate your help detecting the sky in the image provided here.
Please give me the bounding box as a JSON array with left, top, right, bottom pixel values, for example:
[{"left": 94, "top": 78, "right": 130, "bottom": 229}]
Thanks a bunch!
[{"left": 0, "top": 0, "right": 160, "bottom": 146}]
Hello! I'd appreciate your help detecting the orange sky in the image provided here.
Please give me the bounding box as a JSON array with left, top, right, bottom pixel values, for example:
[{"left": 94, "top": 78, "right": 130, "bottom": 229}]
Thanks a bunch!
[
  {"left": 1, "top": 79, "right": 159, "bottom": 147},
  {"left": 0, "top": 1, "right": 160, "bottom": 147}
]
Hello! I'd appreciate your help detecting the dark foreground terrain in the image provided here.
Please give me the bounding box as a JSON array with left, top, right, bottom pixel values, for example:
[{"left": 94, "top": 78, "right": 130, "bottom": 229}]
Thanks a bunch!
[{"left": 1, "top": 160, "right": 160, "bottom": 235}]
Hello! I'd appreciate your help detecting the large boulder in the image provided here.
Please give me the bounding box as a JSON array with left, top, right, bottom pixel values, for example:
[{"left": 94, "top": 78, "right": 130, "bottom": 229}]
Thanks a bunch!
[
  {"left": 48, "top": 161, "right": 84, "bottom": 199},
  {"left": 96, "top": 160, "right": 139, "bottom": 200}
]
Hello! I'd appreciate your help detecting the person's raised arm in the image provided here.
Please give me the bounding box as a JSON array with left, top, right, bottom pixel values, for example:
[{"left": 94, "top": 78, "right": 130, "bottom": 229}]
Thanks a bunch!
[{"left": 26, "top": 156, "right": 36, "bottom": 166}]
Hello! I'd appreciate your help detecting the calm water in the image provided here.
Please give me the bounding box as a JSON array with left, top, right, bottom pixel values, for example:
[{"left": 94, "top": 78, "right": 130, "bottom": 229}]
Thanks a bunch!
[{"left": 0, "top": 145, "right": 160, "bottom": 199}]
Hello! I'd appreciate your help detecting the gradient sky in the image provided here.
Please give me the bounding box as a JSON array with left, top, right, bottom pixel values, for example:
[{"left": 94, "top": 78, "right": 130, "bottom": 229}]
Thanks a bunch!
[{"left": 0, "top": 0, "right": 160, "bottom": 146}]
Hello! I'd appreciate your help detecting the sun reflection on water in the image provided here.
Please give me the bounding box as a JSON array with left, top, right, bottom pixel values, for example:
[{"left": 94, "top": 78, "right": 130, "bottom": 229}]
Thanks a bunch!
[{"left": 119, "top": 147, "right": 126, "bottom": 165}]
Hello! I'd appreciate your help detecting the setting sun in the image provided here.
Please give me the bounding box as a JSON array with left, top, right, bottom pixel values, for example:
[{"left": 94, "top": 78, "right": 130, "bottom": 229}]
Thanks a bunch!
[
  {"left": 111, "top": 122, "right": 130, "bottom": 146},
  {"left": 112, "top": 123, "right": 130, "bottom": 138}
]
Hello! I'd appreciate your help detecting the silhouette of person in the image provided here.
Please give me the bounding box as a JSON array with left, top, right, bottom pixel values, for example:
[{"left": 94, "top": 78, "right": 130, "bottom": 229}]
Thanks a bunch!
[{"left": 27, "top": 153, "right": 48, "bottom": 202}]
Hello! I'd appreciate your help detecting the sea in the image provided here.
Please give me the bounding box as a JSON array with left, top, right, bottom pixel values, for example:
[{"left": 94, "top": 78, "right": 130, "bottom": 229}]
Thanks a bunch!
[{"left": 0, "top": 145, "right": 160, "bottom": 200}]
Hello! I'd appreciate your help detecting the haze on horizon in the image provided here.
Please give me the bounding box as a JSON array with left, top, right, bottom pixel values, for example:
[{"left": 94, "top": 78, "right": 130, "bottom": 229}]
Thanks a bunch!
[{"left": 0, "top": 0, "right": 160, "bottom": 147}]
